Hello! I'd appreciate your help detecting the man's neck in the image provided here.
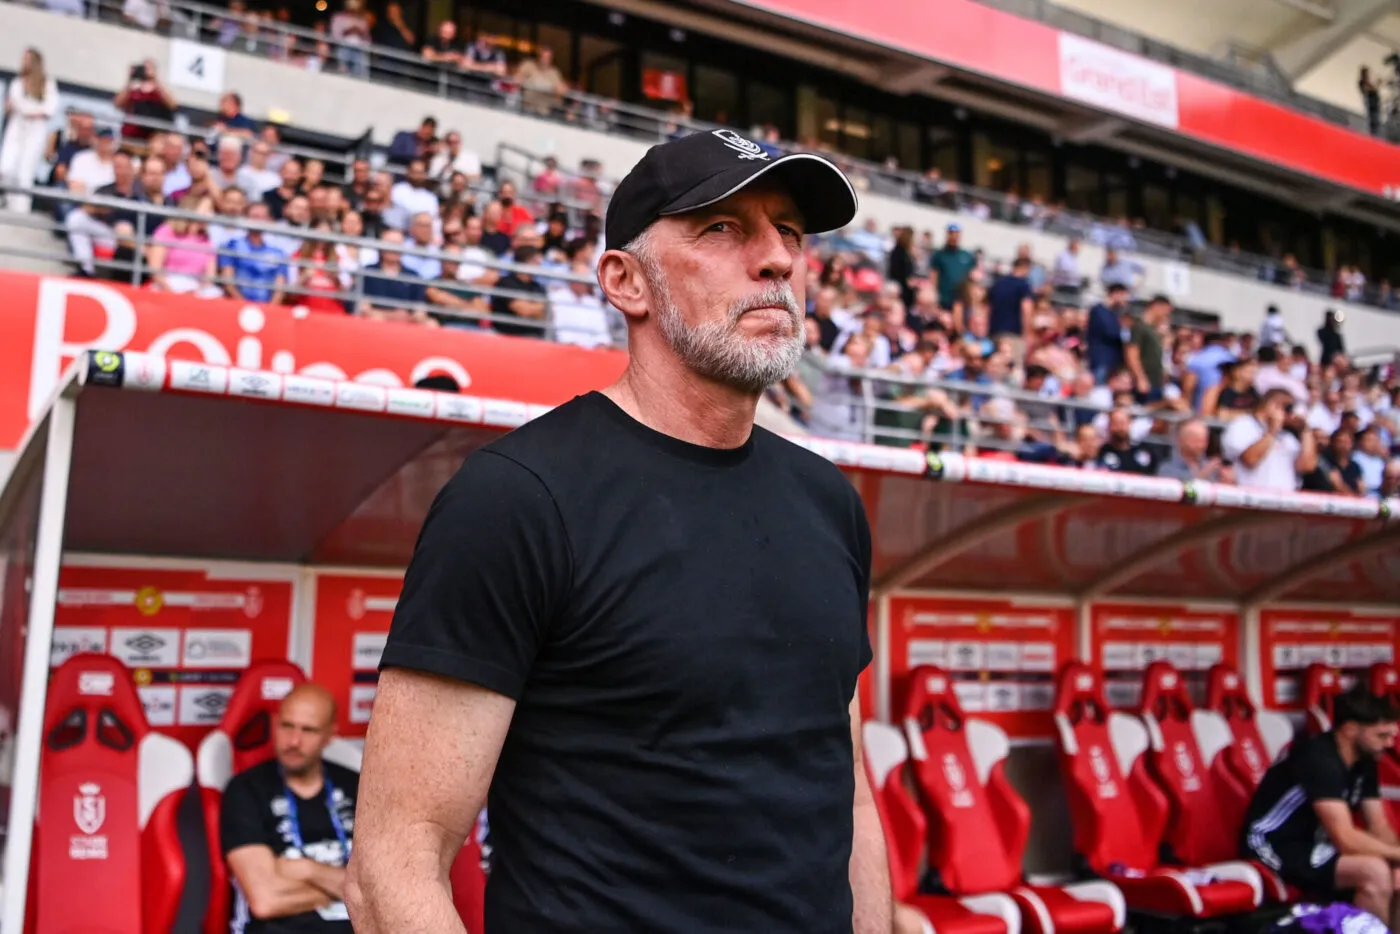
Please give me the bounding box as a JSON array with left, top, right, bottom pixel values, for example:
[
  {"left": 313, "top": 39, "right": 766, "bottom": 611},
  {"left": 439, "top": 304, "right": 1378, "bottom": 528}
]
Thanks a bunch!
[
  {"left": 603, "top": 357, "right": 758, "bottom": 450},
  {"left": 1334, "top": 732, "right": 1358, "bottom": 768},
  {"left": 284, "top": 762, "right": 325, "bottom": 798}
]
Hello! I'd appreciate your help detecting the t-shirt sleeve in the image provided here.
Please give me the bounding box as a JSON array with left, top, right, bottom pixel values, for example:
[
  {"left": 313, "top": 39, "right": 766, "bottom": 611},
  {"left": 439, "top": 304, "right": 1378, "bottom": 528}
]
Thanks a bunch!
[
  {"left": 852, "top": 486, "right": 873, "bottom": 674},
  {"left": 220, "top": 774, "right": 275, "bottom": 855},
  {"left": 1296, "top": 743, "right": 1350, "bottom": 802},
  {"left": 1221, "top": 416, "right": 1261, "bottom": 463},
  {"left": 1363, "top": 760, "right": 1381, "bottom": 800},
  {"left": 379, "top": 450, "right": 572, "bottom": 700}
]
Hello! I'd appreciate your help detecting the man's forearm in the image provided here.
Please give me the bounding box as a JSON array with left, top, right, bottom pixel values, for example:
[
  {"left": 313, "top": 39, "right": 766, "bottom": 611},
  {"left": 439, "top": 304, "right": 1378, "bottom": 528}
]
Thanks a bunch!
[
  {"left": 300, "top": 860, "right": 348, "bottom": 899},
  {"left": 345, "top": 833, "right": 469, "bottom": 934},
  {"left": 851, "top": 797, "right": 893, "bottom": 934},
  {"left": 249, "top": 870, "right": 334, "bottom": 918}
]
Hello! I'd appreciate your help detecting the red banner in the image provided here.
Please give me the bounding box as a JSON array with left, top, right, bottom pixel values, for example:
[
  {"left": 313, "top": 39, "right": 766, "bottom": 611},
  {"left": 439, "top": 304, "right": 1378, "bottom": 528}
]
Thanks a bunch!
[
  {"left": 886, "top": 596, "right": 1072, "bottom": 738},
  {"left": 52, "top": 564, "right": 295, "bottom": 749},
  {"left": 309, "top": 572, "right": 403, "bottom": 738},
  {"left": 1259, "top": 608, "right": 1397, "bottom": 709},
  {"left": 1089, "top": 603, "right": 1239, "bottom": 709},
  {"left": 0, "top": 271, "right": 629, "bottom": 451},
  {"left": 743, "top": 0, "right": 1400, "bottom": 197}
]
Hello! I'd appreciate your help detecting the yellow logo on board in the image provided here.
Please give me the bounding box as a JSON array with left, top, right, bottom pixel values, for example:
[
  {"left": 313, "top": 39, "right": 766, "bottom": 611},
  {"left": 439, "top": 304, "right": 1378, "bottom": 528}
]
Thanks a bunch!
[{"left": 135, "top": 586, "right": 163, "bottom": 616}]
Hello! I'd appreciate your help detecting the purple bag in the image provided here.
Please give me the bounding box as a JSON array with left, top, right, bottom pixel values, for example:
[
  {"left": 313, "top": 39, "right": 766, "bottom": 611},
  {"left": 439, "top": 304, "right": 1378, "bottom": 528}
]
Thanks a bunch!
[{"left": 1276, "top": 903, "right": 1390, "bottom": 934}]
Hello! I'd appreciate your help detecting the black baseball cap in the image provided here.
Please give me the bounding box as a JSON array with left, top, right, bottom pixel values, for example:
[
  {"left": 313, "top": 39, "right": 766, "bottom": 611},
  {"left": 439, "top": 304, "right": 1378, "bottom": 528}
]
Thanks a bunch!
[{"left": 604, "top": 129, "right": 858, "bottom": 250}]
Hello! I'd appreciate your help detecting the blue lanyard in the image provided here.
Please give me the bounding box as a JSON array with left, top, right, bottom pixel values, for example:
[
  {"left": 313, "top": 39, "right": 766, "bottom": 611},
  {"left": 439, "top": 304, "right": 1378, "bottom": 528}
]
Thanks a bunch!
[{"left": 282, "top": 769, "right": 350, "bottom": 863}]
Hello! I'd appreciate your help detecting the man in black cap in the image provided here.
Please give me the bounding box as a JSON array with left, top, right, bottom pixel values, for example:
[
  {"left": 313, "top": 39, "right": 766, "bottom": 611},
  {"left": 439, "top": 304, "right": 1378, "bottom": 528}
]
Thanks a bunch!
[{"left": 347, "top": 130, "right": 889, "bottom": 933}]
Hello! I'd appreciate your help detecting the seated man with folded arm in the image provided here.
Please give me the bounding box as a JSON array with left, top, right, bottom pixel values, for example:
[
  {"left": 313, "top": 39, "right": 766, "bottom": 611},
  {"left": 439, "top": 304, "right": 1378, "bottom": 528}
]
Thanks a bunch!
[
  {"left": 221, "top": 683, "right": 358, "bottom": 933},
  {"left": 1242, "top": 686, "right": 1400, "bottom": 928}
]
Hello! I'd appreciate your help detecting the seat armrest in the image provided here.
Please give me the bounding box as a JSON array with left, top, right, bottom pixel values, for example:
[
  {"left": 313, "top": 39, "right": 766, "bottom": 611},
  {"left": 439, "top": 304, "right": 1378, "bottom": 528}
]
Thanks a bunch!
[
  {"left": 1203, "top": 860, "right": 1264, "bottom": 908},
  {"left": 959, "top": 892, "right": 1022, "bottom": 934},
  {"left": 1062, "top": 880, "right": 1126, "bottom": 931}
]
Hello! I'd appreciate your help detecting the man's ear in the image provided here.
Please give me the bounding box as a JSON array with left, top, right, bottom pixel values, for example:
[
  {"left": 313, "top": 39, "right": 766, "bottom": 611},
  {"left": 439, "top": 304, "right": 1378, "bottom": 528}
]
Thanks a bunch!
[{"left": 597, "top": 249, "right": 651, "bottom": 322}]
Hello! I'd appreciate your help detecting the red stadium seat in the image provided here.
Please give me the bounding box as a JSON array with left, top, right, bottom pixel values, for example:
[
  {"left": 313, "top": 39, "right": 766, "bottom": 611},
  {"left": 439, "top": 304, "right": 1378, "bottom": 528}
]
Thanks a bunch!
[
  {"left": 1301, "top": 663, "right": 1342, "bottom": 735},
  {"left": 863, "top": 719, "right": 1022, "bottom": 934},
  {"left": 1202, "top": 664, "right": 1293, "bottom": 801},
  {"left": 1138, "top": 662, "right": 1288, "bottom": 903},
  {"left": 902, "top": 667, "right": 1124, "bottom": 934},
  {"left": 195, "top": 660, "right": 309, "bottom": 934},
  {"left": 1366, "top": 663, "right": 1400, "bottom": 832},
  {"left": 29, "top": 653, "right": 191, "bottom": 934},
  {"left": 1053, "top": 662, "right": 1261, "bottom": 919}
]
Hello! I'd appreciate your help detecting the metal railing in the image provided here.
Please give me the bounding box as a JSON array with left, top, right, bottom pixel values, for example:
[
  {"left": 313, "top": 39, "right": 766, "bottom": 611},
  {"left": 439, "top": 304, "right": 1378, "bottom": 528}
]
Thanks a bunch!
[
  {"left": 9, "top": 0, "right": 1387, "bottom": 311},
  {"left": 793, "top": 353, "right": 1218, "bottom": 454},
  {"left": 0, "top": 183, "right": 623, "bottom": 343}
]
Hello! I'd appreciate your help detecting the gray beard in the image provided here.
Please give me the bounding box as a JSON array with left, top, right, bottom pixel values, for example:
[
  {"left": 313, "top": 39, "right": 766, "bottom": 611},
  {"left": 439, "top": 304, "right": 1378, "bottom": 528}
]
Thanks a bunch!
[{"left": 644, "top": 263, "right": 805, "bottom": 394}]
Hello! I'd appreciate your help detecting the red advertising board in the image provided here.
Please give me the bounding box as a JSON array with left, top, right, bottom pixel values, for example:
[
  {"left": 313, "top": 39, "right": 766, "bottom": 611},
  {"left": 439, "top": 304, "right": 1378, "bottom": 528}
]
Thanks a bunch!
[
  {"left": 1260, "top": 608, "right": 1398, "bottom": 709},
  {"left": 887, "top": 596, "right": 1072, "bottom": 738},
  {"left": 0, "top": 271, "right": 628, "bottom": 451},
  {"left": 51, "top": 563, "right": 295, "bottom": 749},
  {"left": 741, "top": 0, "right": 1400, "bottom": 196},
  {"left": 309, "top": 572, "right": 403, "bottom": 738},
  {"left": 1090, "top": 603, "right": 1238, "bottom": 709}
]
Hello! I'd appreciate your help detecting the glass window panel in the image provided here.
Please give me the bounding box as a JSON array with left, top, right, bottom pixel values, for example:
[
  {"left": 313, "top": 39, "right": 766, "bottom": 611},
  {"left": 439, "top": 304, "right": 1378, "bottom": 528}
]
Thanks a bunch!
[
  {"left": 843, "top": 105, "right": 871, "bottom": 160},
  {"left": 693, "top": 64, "right": 739, "bottom": 126}
]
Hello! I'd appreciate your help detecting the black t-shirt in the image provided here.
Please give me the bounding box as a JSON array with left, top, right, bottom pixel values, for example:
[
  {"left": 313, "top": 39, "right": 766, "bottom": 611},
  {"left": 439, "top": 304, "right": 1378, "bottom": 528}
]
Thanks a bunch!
[
  {"left": 489, "top": 273, "right": 547, "bottom": 337},
  {"left": 1242, "top": 731, "right": 1378, "bottom": 852},
  {"left": 382, "top": 392, "right": 873, "bottom": 933},
  {"left": 1096, "top": 442, "right": 1159, "bottom": 475},
  {"left": 220, "top": 760, "right": 359, "bottom": 934}
]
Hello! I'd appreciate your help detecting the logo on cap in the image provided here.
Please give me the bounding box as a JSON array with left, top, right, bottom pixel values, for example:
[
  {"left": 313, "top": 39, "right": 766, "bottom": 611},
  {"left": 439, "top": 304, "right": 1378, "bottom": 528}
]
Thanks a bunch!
[{"left": 711, "top": 129, "right": 769, "bottom": 162}]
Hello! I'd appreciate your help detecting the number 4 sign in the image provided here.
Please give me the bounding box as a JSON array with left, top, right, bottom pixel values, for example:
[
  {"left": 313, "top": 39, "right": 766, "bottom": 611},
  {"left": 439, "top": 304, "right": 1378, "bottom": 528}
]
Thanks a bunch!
[{"left": 169, "top": 39, "right": 226, "bottom": 95}]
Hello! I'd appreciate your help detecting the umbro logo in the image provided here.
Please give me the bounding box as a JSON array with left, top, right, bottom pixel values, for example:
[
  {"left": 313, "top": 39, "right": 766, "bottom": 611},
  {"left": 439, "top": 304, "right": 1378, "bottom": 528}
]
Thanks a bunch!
[
  {"left": 125, "top": 634, "right": 164, "bottom": 654},
  {"left": 192, "top": 692, "right": 228, "bottom": 714}
]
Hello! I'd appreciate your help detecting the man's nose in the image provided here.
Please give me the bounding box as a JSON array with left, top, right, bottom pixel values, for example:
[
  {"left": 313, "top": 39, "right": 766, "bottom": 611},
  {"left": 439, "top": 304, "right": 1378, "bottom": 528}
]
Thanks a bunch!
[{"left": 748, "top": 223, "right": 794, "bottom": 281}]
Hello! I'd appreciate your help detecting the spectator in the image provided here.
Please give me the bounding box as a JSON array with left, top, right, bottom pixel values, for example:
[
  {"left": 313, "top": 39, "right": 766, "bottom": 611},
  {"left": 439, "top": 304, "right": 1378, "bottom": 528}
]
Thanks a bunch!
[
  {"left": 1354, "top": 427, "right": 1387, "bottom": 496},
  {"left": 1221, "top": 389, "right": 1318, "bottom": 491},
  {"left": 517, "top": 46, "right": 568, "bottom": 116},
  {"left": 1099, "top": 247, "right": 1144, "bottom": 295},
  {"left": 330, "top": 0, "right": 371, "bottom": 77},
  {"left": 546, "top": 258, "right": 614, "bottom": 348},
  {"left": 424, "top": 243, "right": 487, "bottom": 329},
  {"left": 1361, "top": 66, "right": 1382, "bottom": 137},
  {"left": 886, "top": 226, "right": 917, "bottom": 309},
  {"left": 44, "top": 108, "right": 95, "bottom": 192},
  {"left": 489, "top": 244, "right": 548, "bottom": 336},
  {"left": 218, "top": 202, "right": 289, "bottom": 304},
  {"left": 221, "top": 683, "right": 356, "bottom": 927},
  {"left": 463, "top": 33, "right": 508, "bottom": 79},
  {"left": 211, "top": 138, "right": 244, "bottom": 190},
  {"left": 65, "top": 150, "right": 139, "bottom": 277},
  {"left": 145, "top": 194, "right": 221, "bottom": 297},
  {"left": 494, "top": 180, "right": 534, "bottom": 237},
  {"left": 422, "top": 19, "right": 462, "bottom": 66},
  {"left": 1254, "top": 344, "right": 1308, "bottom": 407},
  {"left": 1203, "top": 357, "right": 1260, "bottom": 420},
  {"left": 1158, "top": 418, "right": 1228, "bottom": 483},
  {"left": 1258, "top": 303, "right": 1289, "bottom": 349},
  {"left": 389, "top": 159, "right": 440, "bottom": 227},
  {"left": 263, "top": 159, "right": 303, "bottom": 220},
  {"left": 987, "top": 255, "right": 1033, "bottom": 349},
  {"left": 1095, "top": 406, "right": 1159, "bottom": 475},
  {"left": 358, "top": 230, "right": 434, "bottom": 325},
  {"left": 928, "top": 223, "right": 975, "bottom": 312},
  {"left": 373, "top": 0, "right": 415, "bottom": 52},
  {"left": 400, "top": 211, "right": 441, "bottom": 280},
  {"left": 1318, "top": 309, "right": 1346, "bottom": 368},
  {"left": 429, "top": 131, "right": 481, "bottom": 188},
  {"left": 478, "top": 201, "right": 511, "bottom": 256},
  {"left": 1182, "top": 331, "right": 1234, "bottom": 409},
  {"left": 1086, "top": 283, "right": 1129, "bottom": 384},
  {"left": 1050, "top": 237, "right": 1084, "bottom": 297},
  {"left": 66, "top": 128, "right": 118, "bottom": 198},
  {"left": 210, "top": 92, "right": 258, "bottom": 139},
  {"left": 170, "top": 145, "right": 221, "bottom": 203},
  {"left": 1125, "top": 294, "right": 1170, "bottom": 403},
  {"left": 1380, "top": 459, "right": 1400, "bottom": 499},
  {"left": 1318, "top": 429, "right": 1365, "bottom": 496},
  {"left": 0, "top": 48, "right": 59, "bottom": 214},
  {"left": 113, "top": 58, "right": 176, "bottom": 146}
]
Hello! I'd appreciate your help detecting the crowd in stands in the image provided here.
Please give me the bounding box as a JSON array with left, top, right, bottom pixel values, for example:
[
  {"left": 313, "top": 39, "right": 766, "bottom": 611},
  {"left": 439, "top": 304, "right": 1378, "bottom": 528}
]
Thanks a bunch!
[{"left": 1, "top": 38, "right": 1399, "bottom": 499}]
